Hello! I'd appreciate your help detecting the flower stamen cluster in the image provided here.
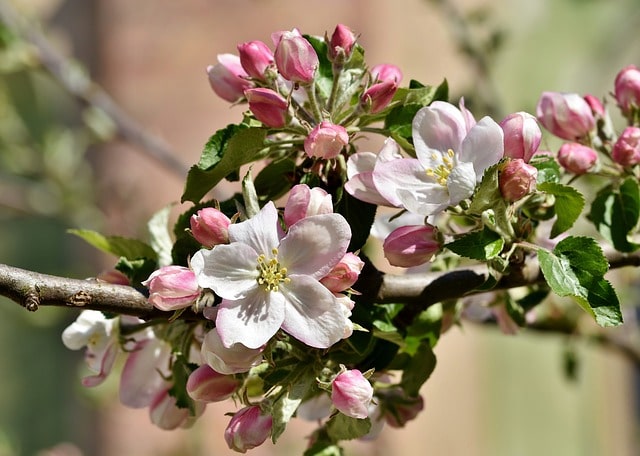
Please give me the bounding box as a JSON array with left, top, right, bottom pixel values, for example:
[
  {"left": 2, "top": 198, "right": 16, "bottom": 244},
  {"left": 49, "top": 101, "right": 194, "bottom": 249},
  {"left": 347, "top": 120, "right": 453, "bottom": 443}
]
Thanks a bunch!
[{"left": 256, "top": 249, "right": 290, "bottom": 292}]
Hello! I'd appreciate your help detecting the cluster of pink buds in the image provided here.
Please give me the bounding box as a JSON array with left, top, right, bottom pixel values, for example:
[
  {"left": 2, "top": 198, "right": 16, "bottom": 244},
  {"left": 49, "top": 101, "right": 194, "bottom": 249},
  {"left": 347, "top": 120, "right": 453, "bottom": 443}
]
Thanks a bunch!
[{"left": 206, "top": 24, "right": 403, "bottom": 165}]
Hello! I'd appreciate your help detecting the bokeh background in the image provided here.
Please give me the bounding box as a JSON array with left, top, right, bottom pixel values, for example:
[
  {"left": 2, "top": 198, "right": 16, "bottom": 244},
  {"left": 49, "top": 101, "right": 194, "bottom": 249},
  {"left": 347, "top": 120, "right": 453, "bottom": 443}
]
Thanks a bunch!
[{"left": 1, "top": 0, "right": 640, "bottom": 454}]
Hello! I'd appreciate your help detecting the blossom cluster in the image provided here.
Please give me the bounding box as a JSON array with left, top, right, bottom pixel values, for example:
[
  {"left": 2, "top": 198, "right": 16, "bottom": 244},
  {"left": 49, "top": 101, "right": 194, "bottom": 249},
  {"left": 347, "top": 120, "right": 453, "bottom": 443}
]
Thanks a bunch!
[{"left": 61, "top": 23, "right": 640, "bottom": 454}]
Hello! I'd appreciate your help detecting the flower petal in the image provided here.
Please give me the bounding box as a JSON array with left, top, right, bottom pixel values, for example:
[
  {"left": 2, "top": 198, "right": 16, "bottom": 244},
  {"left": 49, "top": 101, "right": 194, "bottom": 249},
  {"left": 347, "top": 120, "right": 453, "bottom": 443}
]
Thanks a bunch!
[
  {"left": 280, "top": 275, "right": 348, "bottom": 348},
  {"left": 119, "top": 338, "right": 172, "bottom": 408},
  {"left": 373, "top": 157, "right": 427, "bottom": 207},
  {"left": 215, "top": 289, "right": 286, "bottom": 349},
  {"left": 346, "top": 151, "right": 377, "bottom": 178},
  {"left": 459, "top": 116, "right": 504, "bottom": 179},
  {"left": 396, "top": 185, "right": 450, "bottom": 216},
  {"left": 228, "top": 201, "right": 280, "bottom": 254},
  {"left": 412, "top": 102, "right": 466, "bottom": 163},
  {"left": 279, "top": 213, "right": 351, "bottom": 279},
  {"left": 446, "top": 162, "right": 476, "bottom": 205},
  {"left": 191, "top": 245, "right": 259, "bottom": 300}
]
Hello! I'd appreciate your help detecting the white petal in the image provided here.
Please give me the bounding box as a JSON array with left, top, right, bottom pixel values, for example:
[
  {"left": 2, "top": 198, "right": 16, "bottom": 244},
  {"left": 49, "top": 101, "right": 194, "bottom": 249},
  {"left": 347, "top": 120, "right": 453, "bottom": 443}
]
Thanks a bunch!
[
  {"left": 280, "top": 275, "right": 348, "bottom": 348},
  {"left": 346, "top": 152, "right": 377, "bottom": 179},
  {"left": 279, "top": 213, "right": 351, "bottom": 279},
  {"left": 459, "top": 116, "right": 504, "bottom": 179},
  {"left": 228, "top": 201, "right": 280, "bottom": 254},
  {"left": 413, "top": 102, "right": 466, "bottom": 164},
  {"left": 119, "top": 338, "right": 172, "bottom": 408},
  {"left": 191, "top": 245, "right": 259, "bottom": 300},
  {"left": 447, "top": 162, "right": 477, "bottom": 205},
  {"left": 373, "top": 158, "right": 427, "bottom": 207},
  {"left": 215, "top": 290, "right": 286, "bottom": 349},
  {"left": 396, "top": 186, "right": 450, "bottom": 216}
]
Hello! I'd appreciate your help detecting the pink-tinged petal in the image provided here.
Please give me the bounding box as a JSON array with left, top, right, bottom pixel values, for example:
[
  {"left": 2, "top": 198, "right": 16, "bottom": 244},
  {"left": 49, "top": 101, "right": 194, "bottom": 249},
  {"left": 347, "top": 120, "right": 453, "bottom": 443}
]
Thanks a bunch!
[
  {"left": 346, "top": 151, "right": 377, "bottom": 178},
  {"left": 377, "top": 137, "right": 403, "bottom": 162},
  {"left": 228, "top": 202, "right": 280, "bottom": 255},
  {"left": 279, "top": 213, "right": 351, "bottom": 279},
  {"left": 82, "top": 342, "right": 118, "bottom": 387},
  {"left": 446, "top": 162, "right": 476, "bottom": 205},
  {"left": 216, "top": 290, "right": 286, "bottom": 349},
  {"left": 412, "top": 102, "right": 466, "bottom": 161},
  {"left": 459, "top": 116, "right": 504, "bottom": 179},
  {"left": 119, "top": 338, "right": 172, "bottom": 408},
  {"left": 280, "top": 275, "right": 348, "bottom": 348},
  {"left": 344, "top": 171, "right": 393, "bottom": 206},
  {"left": 191, "top": 245, "right": 259, "bottom": 300},
  {"left": 374, "top": 158, "right": 430, "bottom": 207}
]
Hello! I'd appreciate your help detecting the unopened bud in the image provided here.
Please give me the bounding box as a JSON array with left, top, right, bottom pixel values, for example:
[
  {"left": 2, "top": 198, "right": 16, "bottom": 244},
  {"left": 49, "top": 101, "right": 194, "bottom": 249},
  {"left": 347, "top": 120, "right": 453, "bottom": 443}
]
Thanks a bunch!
[
  {"left": 361, "top": 80, "right": 398, "bottom": 114},
  {"left": 383, "top": 224, "right": 440, "bottom": 268},
  {"left": 186, "top": 364, "right": 239, "bottom": 403},
  {"left": 284, "top": 184, "right": 333, "bottom": 227},
  {"left": 272, "top": 29, "right": 318, "bottom": 83},
  {"left": 499, "top": 159, "right": 538, "bottom": 202},
  {"left": 499, "top": 112, "right": 541, "bottom": 163},
  {"left": 320, "top": 252, "right": 365, "bottom": 293},
  {"left": 614, "top": 65, "right": 640, "bottom": 117},
  {"left": 224, "top": 406, "right": 273, "bottom": 453},
  {"left": 237, "top": 40, "right": 274, "bottom": 81},
  {"left": 244, "top": 88, "right": 288, "bottom": 128},
  {"left": 371, "top": 64, "right": 403, "bottom": 83},
  {"left": 304, "top": 121, "right": 349, "bottom": 159},
  {"left": 331, "top": 369, "right": 373, "bottom": 419},
  {"left": 142, "top": 266, "right": 200, "bottom": 312},
  {"left": 536, "top": 92, "right": 595, "bottom": 141},
  {"left": 557, "top": 142, "right": 598, "bottom": 174},
  {"left": 206, "top": 54, "right": 253, "bottom": 103},
  {"left": 190, "top": 207, "right": 231, "bottom": 247},
  {"left": 328, "top": 24, "right": 357, "bottom": 63},
  {"left": 612, "top": 126, "right": 640, "bottom": 167}
]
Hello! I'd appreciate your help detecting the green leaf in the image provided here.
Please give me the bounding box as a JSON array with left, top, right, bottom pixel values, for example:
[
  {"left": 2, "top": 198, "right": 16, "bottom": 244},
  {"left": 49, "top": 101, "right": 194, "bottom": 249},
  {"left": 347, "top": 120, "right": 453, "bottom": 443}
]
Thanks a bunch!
[
  {"left": 400, "top": 341, "right": 437, "bottom": 397},
  {"left": 181, "top": 125, "right": 267, "bottom": 203},
  {"left": 537, "top": 182, "right": 585, "bottom": 238},
  {"left": 115, "top": 256, "right": 157, "bottom": 289},
  {"left": 530, "top": 153, "right": 560, "bottom": 184},
  {"left": 147, "top": 204, "right": 174, "bottom": 267},
  {"left": 304, "top": 442, "right": 344, "bottom": 456},
  {"left": 326, "top": 414, "right": 371, "bottom": 441},
  {"left": 589, "top": 178, "right": 640, "bottom": 252},
  {"left": 271, "top": 373, "right": 314, "bottom": 443},
  {"left": 537, "top": 236, "right": 622, "bottom": 327},
  {"left": 254, "top": 158, "right": 296, "bottom": 202},
  {"left": 304, "top": 34, "right": 334, "bottom": 101},
  {"left": 168, "top": 354, "right": 198, "bottom": 414},
  {"left": 69, "top": 229, "right": 157, "bottom": 260},
  {"left": 445, "top": 227, "right": 504, "bottom": 260}
]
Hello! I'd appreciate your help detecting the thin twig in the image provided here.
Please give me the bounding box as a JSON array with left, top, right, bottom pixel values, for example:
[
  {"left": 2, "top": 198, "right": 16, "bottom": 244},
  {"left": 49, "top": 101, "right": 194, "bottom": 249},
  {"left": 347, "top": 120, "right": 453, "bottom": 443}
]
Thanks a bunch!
[{"left": 0, "top": 1, "right": 189, "bottom": 177}]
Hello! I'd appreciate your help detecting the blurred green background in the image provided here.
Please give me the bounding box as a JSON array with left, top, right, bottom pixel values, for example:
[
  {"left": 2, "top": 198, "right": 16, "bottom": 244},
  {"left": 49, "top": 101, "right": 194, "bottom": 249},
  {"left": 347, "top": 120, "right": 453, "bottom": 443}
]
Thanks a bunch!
[{"left": 1, "top": 0, "right": 640, "bottom": 454}]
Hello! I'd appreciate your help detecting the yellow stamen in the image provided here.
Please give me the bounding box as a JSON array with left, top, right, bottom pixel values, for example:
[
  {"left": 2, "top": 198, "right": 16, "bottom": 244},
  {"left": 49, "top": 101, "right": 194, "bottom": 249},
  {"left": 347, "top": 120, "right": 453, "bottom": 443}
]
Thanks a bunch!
[
  {"left": 256, "top": 248, "right": 291, "bottom": 292},
  {"left": 425, "top": 149, "right": 456, "bottom": 186}
]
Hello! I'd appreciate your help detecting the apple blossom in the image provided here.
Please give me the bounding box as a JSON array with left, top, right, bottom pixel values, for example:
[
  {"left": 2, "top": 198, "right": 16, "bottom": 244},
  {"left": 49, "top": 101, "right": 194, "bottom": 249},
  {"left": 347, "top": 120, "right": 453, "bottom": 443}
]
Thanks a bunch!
[
  {"left": 328, "top": 23, "right": 357, "bottom": 63},
  {"left": 244, "top": 88, "right": 289, "bottom": 128},
  {"left": 142, "top": 265, "right": 200, "bottom": 312},
  {"left": 614, "top": 64, "right": 640, "bottom": 116},
  {"left": 119, "top": 337, "right": 172, "bottom": 408},
  {"left": 374, "top": 101, "right": 504, "bottom": 216},
  {"left": 61, "top": 310, "right": 119, "bottom": 387},
  {"left": 237, "top": 40, "right": 274, "bottom": 81},
  {"left": 206, "top": 54, "right": 253, "bottom": 103},
  {"left": 612, "top": 126, "right": 640, "bottom": 167},
  {"left": 360, "top": 79, "right": 398, "bottom": 113},
  {"left": 149, "top": 388, "right": 205, "bottom": 430},
  {"left": 191, "top": 202, "right": 352, "bottom": 349},
  {"left": 499, "top": 159, "right": 538, "bottom": 202},
  {"left": 320, "top": 252, "right": 365, "bottom": 293},
  {"left": 331, "top": 369, "right": 374, "bottom": 419},
  {"left": 383, "top": 224, "right": 440, "bottom": 267},
  {"left": 371, "top": 63, "right": 403, "bottom": 83},
  {"left": 499, "top": 111, "right": 541, "bottom": 163},
  {"left": 190, "top": 207, "right": 231, "bottom": 247},
  {"left": 225, "top": 405, "right": 273, "bottom": 453},
  {"left": 272, "top": 28, "right": 318, "bottom": 83},
  {"left": 303, "top": 121, "right": 349, "bottom": 159},
  {"left": 536, "top": 92, "right": 595, "bottom": 141},
  {"left": 557, "top": 142, "right": 598, "bottom": 174},
  {"left": 283, "top": 184, "right": 333, "bottom": 227}
]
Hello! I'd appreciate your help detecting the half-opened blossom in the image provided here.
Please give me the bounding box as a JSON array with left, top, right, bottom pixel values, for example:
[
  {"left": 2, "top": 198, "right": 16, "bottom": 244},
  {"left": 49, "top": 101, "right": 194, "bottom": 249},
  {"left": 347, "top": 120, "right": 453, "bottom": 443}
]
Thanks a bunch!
[
  {"left": 62, "top": 310, "right": 119, "bottom": 387},
  {"left": 331, "top": 369, "right": 373, "bottom": 419},
  {"left": 149, "top": 388, "right": 205, "bottom": 430},
  {"left": 283, "top": 184, "right": 333, "bottom": 227},
  {"left": 119, "top": 337, "right": 172, "bottom": 408},
  {"left": 206, "top": 54, "right": 253, "bottom": 103},
  {"left": 225, "top": 405, "right": 273, "bottom": 453},
  {"left": 186, "top": 364, "right": 239, "bottom": 402},
  {"left": 374, "top": 101, "right": 504, "bottom": 216},
  {"left": 200, "top": 328, "right": 264, "bottom": 375},
  {"left": 142, "top": 265, "right": 200, "bottom": 312},
  {"left": 191, "top": 202, "right": 352, "bottom": 349}
]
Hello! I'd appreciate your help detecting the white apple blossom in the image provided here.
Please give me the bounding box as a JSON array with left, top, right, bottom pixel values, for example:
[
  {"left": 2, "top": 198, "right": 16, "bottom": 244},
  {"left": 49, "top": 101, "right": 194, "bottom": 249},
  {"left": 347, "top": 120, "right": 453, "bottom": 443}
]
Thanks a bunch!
[
  {"left": 191, "top": 201, "right": 353, "bottom": 349},
  {"left": 373, "top": 101, "right": 504, "bottom": 216}
]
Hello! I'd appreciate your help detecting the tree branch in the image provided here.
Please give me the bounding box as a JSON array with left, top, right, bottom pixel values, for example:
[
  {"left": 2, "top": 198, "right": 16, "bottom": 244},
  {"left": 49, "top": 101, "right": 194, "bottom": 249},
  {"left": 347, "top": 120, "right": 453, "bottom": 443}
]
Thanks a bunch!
[{"left": 0, "top": 1, "right": 189, "bottom": 178}]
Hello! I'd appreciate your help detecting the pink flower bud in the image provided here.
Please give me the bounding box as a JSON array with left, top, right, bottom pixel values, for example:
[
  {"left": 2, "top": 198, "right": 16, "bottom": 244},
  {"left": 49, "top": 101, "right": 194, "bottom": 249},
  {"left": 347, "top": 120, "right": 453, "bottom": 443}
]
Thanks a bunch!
[
  {"left": 612, "top": 126, "right": 640, "bottom": 167},
  {"left": 499, "top": 112, "right": 541, "bottom": 163},
  {"left": 244, "top": 88, "right": 288, "bottom": 128},
  {"left": 190, "top": 207, "right": 231, "bottom": 247},
  {"left": 328, "top": 24, "right": 357, "bottom": 63},
  {"left": 557, "top": 142, "right": 598, "bottom": 174},
  {"left": 142, "top": 266, "right": 200, "bottom": 312},
  {"left": 304, "top": 121, "right": 349, "bottom": 160},
  {"left": 320, "top": 252, "right": 365, "bottom": 293},
  {"left": 272, "top": 28, "right": 318, "bottom": 83},
  {"left": 377, "top": 387, "right": 424, "bottom": 428},
  {"left": 206, "top": 54, "right": 253, "bottom": 103},
  {"left": 614, "top": 65, "right": 640, "bottom": 116},
  {"left": 583, "top": 94, "right": 605, "bottom": 117},
  {"left": 361, "top": 80, "right": 398, "bottom": 114},
  {"left": 149, "top": 388, "right": 193, "bottom": 430},
  {"left": 499, "top": 159, "right": 538, "bottom": 202},
  {"left": 186, "top": 364, "right": 239, "bottom": 403},
  {"left": 237, "top": 40, "right": 274, "bottom": 81},
  {"left": 536, "top": 92, "right": 595, "bottom": 141},
  {"left": 201, "top": 329, "right": 263, "bottom": 375},
  {"left": 284, "top": 184, "right": 333, "bottom": 227},
  {"left": 331, "top": 369, "right": 373, "bottom": 419},
  {"left": 383, "top": 225, "right": 440, "bottom": 268},
  {"left": 224, "top": 405, "right": 273, "bottom": 453},
  {"left": 371, "top": 64, "right": 403, "bottom": 83}
]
